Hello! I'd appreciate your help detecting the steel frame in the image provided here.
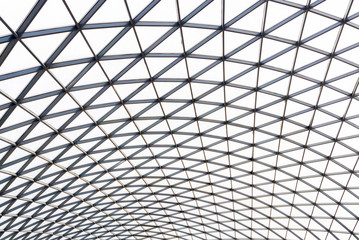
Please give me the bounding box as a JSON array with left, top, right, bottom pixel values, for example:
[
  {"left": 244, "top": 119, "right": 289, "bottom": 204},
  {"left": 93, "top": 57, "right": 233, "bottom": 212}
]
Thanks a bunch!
[{"left": 0, "top": 0, "right": 359, "bottom": 239}]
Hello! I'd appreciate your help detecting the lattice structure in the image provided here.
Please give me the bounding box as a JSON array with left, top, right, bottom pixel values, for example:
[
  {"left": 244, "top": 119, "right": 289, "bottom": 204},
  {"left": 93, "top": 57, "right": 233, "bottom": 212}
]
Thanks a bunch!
[{"left": 0, "top": 0, "right": 359, "bottom": 239}]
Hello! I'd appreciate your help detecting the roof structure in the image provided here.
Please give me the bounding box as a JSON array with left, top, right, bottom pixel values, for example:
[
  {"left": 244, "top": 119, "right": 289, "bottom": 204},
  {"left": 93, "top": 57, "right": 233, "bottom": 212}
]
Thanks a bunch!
[{"left": 0, "top": 0, "right": 359, "bottom": 239}]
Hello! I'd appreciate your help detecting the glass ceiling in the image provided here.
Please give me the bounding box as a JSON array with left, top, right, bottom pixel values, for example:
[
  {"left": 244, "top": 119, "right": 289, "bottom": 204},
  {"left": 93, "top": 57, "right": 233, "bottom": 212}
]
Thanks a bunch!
[{"left": 0, "top": 0, "right": 359, "bottom": 239}]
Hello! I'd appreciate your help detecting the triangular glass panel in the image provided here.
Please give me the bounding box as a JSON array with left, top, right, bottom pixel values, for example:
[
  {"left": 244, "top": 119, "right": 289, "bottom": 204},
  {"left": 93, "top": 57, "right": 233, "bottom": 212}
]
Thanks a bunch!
[
  {"left": 105, "top": 28, "right": 141, "bottom": 55},
  {"left": 0, "top": 42, "right": 39, "bottom": 76},
  {"left": 294, "top": 47, "right": 326, "bottom": 70},
  {"left": 318, "top": 85, "right": 347, "bottom": 105},
  {"left": 127, "top": 0, "right": 152, "bottom": 19},
  {"left": 266, "top": 47, "right": 296, "bottom": 71},
  {"left": 44, "top": 113, "right": 73, "bottom": 130},
  {"left": 141, "top": 0, "right": 177, "bottom": 22},
  {"left": 2, "top": 105, "right": 34, "bottom": 128},
  {"left": 264, "top": 76, "right": 290, "bottom": 96},
  {"left": 126, "top": 102, "right": 152, "bottom": 117},
  {"left": 100, "top": 58, "right": 134, "bottom": 80},
  {"left": 326, "top": 58, "right": 357, "bottom": 81},
  {"left": 230, "top": 91, "right": 256, "bottom": 110},
  {"left": 336, "top": 25, "right": 359, "bottom": 51},
  {"left": 258, "top": 67, "right": 284, "bottom": 87},
  {"left": 71, "top": 86, "right": 102, "bottom": 106},
  {"left": 0, "top": 42, "right": 8, "bottom": 55},
  {"left": 301, "top": 12, "right": 337, "bottom": 40},
  {"left": 22, "top": 95, "right": 57, "bottom": 116},
  {"left": 264, "top": 1, "right": 299, "bottom": 31},
  {"left": 261, "top": 37, "right": 291, "bottom": 62},
  {"left": 47, "top": 93, "right": 78, "bottom": 115},
  {"left": 54, "top": 33, "right": 93, "bottom": 63},
  {"left": 188, "top": 0, "right": 221, "bottom": 25},
  {"left": 91, "top": 87, "right": 119, "bottom": 106},
  {"left": 65, "top": 0, "right": 97, "bottom": 22},
  {"left": 66, "top": 111, "right": 93, "bottom": 129},
  {"left": 49, "top": 63, "right": 87, "bottom": 87},
  {"left": 118, "top": 59, "right": 149, "bottom": 80},
  {"left": 269, "top": 12, "right": 303, "bottom": 41},
  {"left": 294, "top": 87, "right": 320, "bottom": 106},
  {"left": 224, "top": 31, "right": 254, "bottom": 56},
  {"left": 256, "top": 91, "right": 281, "bottom": 109},
  {"left": 23, "top": 32, "right": 69, "bottom": 63},
  {"left": 200, "top": 86, "right": 224, "bottom": 103},
  {"left": 192, "top": 33, "right": 223, "bottom": 57},
  {"left": 224, "top": 0, "right": 257, "bottom": 24},
  {"left": 186, "top": 58, "right": 216, "bottom": 77},
  {"left": 230, "top": 39, "right": 260, "bottom": 62},
  {"left": 0, "top": 125, "right": 29, "bottom": 143},
  {"left": 191, "top": 82, "right": 216, "bottom": 99},
  {"left": 83, "top": 27, "right": 124, "bottom": 55},
  {"left": 26, "top": 71, "right": 62, "bottom": 98},
  {"left": 305, "top": 26, "right": 339, "bottom": 53},
  {"left": 314, "top": 0, "right": 351, "bottom": 18},
  {"left": 74, "top": 63, "right": 108, "bottom": 87},
  {"left": 103, "top": 105, "right": 129, "bottom": 122},
  {"left": 182, "top": 27, "right": 215, "bottom": 51},
  {"left": 136, "top": 26, "right": 172, "bottom": 51},
  {"left": 23, "top": 121, "right": 53, "bottom": 141},
  {"left": 0, "top": 73, "right": 35, "bottom": 99},
  {"left": 27, "top": 0, "right": 74, "bottom": 32},
  {"left": 146, "top": 57, "right": 177, "bottom": 77},
  {"left": 165, "top": 82, "right": 193, "bottom": 100},
  {"left": 194, "top": 102, "right": 219, "bottom": 117},
  {"left": 151, "top": 29, "right": 183, "bottom": 54},
  {"left": 231, "top": 4, "right": 265, "bottom": 33},
  {"left": 230, "top": 67, "right": 258, "bottom": 88},
  {"left": 0, "top": 0, "right": 37, "bottom": 31},
  {"left": 113, "top": 82, "right": 143, "bottom": 100},
  {"left": 288, "top": 109, "right": 313, "bottom": 127},
  {"left": 300, "top": 60, "right": 329, "bottom": 81},
  {"left": 88, "top": 0, "right": 129, "bottom": 23},
  {"left": 178, "top": 0, "right": 205, "bottom": 19}
]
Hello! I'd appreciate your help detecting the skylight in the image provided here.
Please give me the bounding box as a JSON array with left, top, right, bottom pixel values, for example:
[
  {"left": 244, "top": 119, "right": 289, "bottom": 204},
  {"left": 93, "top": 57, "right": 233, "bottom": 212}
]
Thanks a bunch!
[{"left": 0, "top": 0, "right": 359, "bottom": 239}]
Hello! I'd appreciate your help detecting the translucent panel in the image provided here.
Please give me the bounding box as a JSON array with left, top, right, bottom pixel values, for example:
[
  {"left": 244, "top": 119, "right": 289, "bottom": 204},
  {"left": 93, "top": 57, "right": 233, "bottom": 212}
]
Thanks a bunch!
[
  {"left": 337, "top": 25, "right": 359, "bottom": 51},
  {"left": 0, "top": 0, "right": 36, "bottom": 31},
  {"left": 302, "top": 12, "right": 337, "bottom": 40},
  {"left": 306, "top": 26, "right": 339, "bottom": 53},
  {"left": 188, "top": 0, "right": 221, "bottom": 25},
  {"left": 0, "top": 42, "right": 39, "bottom": 75},
  {"left": 141, "top": 0, "right": 177, "bottom": 22},
  {"left": 265, "top": 1, "right": 299, "bottom": 31},
  {"left": 231, "top": 4, "right": 265, "bottom": 32},
  {"left": 314, "top": 0, "right": 351, "bottom": 18},
  {"left": 186, "top": 29, "right": 216, "bottom": 53},
  {"left": 23, "top": 32, "right": 69, "bottom": 63},
  {"left": 87, "top": 0, "right": 129, "bottom": 23},
  {"left": 127, "top": 0, "right": 152, "bottom": 18},
  {"left": 225, "top": 0, "right": 257, "bottom": 24},
  {"left": 54, "top": 33, "right": 93, "bottom": 63},
  {"left": 65, "top": 0, "right": 96, "bottom": 22},
  {"left": 27, "top": 0, "right": 74, "bottom": 31},
  {"left": 83, "top": 27, "right": 124, "bottom": 55},
  {"left": 270, "top": 12, "right": 303, "bottom": 41},
  {"left": 0, "top": 73, "right": 35, "bottom": 99},
  {"left": 0, "top": 22, "right": 12, "bottom": 39},
  {"left": 105, "top": 28, "right": 141, "bottom": 55},
  {"left": 193, "top": 33, "right": 222, "bottom": 57}
]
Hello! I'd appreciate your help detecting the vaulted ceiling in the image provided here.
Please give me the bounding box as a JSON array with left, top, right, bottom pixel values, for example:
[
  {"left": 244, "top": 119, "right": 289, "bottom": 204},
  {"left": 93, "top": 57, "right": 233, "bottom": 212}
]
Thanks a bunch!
[{"left": 0, "top": 0, "right": 359, "bottom": 239}]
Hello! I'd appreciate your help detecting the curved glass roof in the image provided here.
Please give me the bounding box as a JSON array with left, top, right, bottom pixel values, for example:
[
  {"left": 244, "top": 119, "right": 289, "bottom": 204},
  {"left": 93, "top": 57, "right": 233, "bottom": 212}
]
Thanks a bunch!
[{"left": 1, "top": 0, "right": 359, "bottom": 239}]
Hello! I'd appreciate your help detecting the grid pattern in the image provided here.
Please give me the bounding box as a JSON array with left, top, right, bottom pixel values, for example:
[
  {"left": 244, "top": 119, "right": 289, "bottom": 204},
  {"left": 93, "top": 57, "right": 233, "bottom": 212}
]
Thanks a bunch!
[{"left": 0, "top": 0, "right": 359, "bottom": 239}]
